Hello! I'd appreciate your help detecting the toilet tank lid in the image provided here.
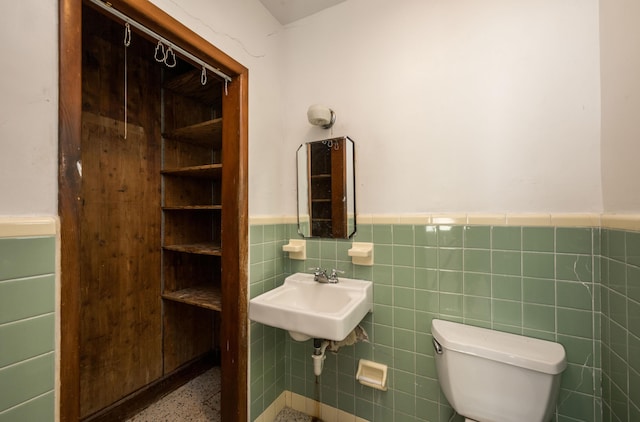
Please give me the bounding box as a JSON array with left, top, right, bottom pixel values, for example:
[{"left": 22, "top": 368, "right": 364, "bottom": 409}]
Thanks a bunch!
[{"left": 431, "top": 319, "right": 567, "bottom": 375}]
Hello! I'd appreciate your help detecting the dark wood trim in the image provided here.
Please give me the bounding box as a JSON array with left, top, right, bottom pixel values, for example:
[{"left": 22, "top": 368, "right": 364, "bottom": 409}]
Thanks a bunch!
[
  {"left": 58, "top": 1, "right": 82, "bottom": 421},
  {"left": 59, "top": 1, "right": 249, "bottom": 420},
  {"left": 83, "top": 354, "right": 217, "bottom": 422},
  {"left": 221, "top": 69, "right": 249, "bottom": 422}
]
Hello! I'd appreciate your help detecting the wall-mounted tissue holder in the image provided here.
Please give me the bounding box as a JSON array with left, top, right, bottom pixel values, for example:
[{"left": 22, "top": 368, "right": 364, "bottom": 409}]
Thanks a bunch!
[
  {"left": 356, "top": 359, "right": 387, "bottom": 391},
  {"left": 283, "top": 239, "right": 306, "bottom": 260},
  {"left": 348, "top": 242, "right": 374, "bottom": 266}
]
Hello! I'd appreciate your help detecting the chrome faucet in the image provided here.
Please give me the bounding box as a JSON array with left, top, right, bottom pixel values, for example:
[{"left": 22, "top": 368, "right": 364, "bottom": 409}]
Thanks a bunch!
[
  {"left": 310, "top": 267, "right": 343, "bottom": 283},
  {"left": 310, "top": 267, "right": 330, "bottom": 283}
]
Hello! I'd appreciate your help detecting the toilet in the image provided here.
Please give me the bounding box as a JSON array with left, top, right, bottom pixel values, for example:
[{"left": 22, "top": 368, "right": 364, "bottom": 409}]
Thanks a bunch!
[{"left": 431, "top": 319, "right": 567, "bottom": 422}]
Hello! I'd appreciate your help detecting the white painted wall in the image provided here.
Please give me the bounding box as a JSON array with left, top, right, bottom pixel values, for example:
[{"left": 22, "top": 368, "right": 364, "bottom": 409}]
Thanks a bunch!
[
  {"left": 0, "top": 0, "right": 613, "bottom": 217},
  {"left": 0, "top": 1, "right": 58, "bottom": 215},
  {"left": 281, "top": 0, "right": 602, "bottom": 215},
  {"left": 600, "top": 0, "right": 640, "bottom": 212}
]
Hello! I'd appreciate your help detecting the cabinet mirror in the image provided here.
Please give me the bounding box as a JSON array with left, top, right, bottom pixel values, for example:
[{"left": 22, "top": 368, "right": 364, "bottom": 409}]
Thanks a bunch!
[{"left": 297, "top": 136, "right": 356, "bottom": 239}]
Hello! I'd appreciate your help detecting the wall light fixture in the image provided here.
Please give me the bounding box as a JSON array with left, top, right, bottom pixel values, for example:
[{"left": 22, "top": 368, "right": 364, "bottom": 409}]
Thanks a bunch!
[{"left": 307, "top": 104, "right": 336, "bottom": 129}]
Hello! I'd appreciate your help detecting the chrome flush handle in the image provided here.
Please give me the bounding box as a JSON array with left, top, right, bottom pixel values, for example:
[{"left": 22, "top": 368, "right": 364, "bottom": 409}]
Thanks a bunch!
[{"left": 433, "top": 338, "right": 443, "bottom": 355}]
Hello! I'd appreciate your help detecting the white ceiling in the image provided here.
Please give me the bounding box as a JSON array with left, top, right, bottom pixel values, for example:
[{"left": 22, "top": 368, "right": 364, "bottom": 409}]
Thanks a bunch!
[{"left": 259, "top": 0, "right": 347, "bottom": 25}]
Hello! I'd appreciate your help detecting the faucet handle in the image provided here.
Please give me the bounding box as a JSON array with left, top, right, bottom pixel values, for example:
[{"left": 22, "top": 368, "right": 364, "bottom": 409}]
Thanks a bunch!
[
  {"left": 309, "top": 267, "right": 329, "bottom": 283},
  {"left": 309, "top": 267, "right": 326, "bottom": 278},
  {"left": 328, "top": 268, "right": 344, "bottom": 282}
]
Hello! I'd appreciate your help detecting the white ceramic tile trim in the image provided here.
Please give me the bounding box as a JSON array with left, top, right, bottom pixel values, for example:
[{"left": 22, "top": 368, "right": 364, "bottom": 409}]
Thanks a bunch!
[
  {"left": 0, "top": 216, "right": 57, "bottom": 238},
  {"left": 288, "top": 392, "right": 368, "bottom": 422},
  {"left": 254, "top": 391, "right": 287, "bottom": 422},
  {"left": 601, "top": 214, "right": 640, "bottom": 231},
  {"left": 255, "top": 391, "right": 368, "bottom": 422},
  {"left": 250, "top": 213, "right": 640, "bottom": 232},
  {"left": 365, "top": 213, "right": 604, "bottom": 227}
]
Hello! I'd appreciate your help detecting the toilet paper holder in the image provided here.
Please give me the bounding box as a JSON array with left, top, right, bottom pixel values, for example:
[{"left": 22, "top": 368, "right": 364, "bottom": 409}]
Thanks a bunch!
[{"left": 356, "top": 359, "right": 387, "bottom": 391}]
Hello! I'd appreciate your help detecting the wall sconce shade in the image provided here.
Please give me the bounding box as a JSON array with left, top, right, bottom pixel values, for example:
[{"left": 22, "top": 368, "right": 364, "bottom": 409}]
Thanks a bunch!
[{"left": 307, "top": 104, "right": 336, "bottom": 129}]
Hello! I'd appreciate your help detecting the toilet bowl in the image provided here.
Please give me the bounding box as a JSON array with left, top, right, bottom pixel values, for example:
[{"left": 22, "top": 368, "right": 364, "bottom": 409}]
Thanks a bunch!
[{"left": 431, "top": 319, "right": 567, "bottom": 422}]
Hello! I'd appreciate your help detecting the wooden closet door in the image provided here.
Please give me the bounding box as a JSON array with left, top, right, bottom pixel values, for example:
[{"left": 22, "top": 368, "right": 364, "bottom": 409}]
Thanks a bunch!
[{"left": 79, "top": 9, "right": 162, "bottom": 417}]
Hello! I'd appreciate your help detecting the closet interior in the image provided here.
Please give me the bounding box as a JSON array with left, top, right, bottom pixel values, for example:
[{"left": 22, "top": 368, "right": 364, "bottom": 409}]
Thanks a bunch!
[{"left": 67, "top": 3, "right": 247, "bottom": 420}]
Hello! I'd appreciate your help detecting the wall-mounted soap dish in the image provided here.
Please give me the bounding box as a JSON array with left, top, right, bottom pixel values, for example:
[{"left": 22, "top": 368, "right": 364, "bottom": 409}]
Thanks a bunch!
[
  {"left": 348, "top": 242, "right": 374, "bottom": 266},
  {"left": 283, "top": 239, "right": 306, "bottom": 260}
]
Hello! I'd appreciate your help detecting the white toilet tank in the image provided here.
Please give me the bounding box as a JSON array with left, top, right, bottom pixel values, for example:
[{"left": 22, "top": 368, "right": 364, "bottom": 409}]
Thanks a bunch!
[{"left": 431, "top": 319, "right": 567, "bottom": 422}]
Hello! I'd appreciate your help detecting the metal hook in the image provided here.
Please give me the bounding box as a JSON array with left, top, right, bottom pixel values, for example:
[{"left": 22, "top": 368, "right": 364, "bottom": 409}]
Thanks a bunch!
[
  {"left": 201, "top": 66, "right": 207, "bottom": 85},
  {"left": 164, "top": 46, "right": 177, "bottom": 68},
  {"left": 123, "top": 22, "right": 131, "bottom": 47},
  {"left": 154, "top": 41, "right": 165, "bottom": 63}
]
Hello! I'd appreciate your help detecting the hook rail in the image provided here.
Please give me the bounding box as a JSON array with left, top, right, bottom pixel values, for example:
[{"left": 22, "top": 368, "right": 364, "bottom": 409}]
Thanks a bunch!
[{"left": 89, "top": 0, "right": 233, "bottom": 85}]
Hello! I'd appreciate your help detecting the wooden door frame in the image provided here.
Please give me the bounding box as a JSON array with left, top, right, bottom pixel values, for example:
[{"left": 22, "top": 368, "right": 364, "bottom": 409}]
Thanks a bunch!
[{"left": 58, "top": 1, "right": 249, "bottom": 420}]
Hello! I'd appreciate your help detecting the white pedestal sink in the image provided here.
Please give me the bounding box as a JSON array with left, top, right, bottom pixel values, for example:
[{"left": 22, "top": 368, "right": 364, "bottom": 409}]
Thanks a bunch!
[{"left": 249, "top": 272, "right": 373, "bottom": 341}]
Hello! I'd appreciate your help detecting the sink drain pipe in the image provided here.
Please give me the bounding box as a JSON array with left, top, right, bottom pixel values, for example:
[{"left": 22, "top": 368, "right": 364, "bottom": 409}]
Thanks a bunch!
[{"left": 312, "top": 338, "right": 330, "bottom": 376}]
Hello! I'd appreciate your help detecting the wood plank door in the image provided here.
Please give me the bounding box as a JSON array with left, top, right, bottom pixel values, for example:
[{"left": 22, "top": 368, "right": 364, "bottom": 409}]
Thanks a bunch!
[{"left": 79, "top": 9, "right": 163, "bottom": 416}]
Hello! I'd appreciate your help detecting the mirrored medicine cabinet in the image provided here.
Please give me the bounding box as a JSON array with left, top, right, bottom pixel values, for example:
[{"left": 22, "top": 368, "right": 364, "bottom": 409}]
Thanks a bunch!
[{"left": 297, "top": 136, "right": 356, "bottom": 239}]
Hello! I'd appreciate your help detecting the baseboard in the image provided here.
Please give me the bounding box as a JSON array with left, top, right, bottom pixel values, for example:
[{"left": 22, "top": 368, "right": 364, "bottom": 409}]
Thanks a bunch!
[
  {"left": 254, "top": 390, "right": 368, "bottom": 422},
  {"left": 82, "top": 352, "right": 218, "bottom": 422}
]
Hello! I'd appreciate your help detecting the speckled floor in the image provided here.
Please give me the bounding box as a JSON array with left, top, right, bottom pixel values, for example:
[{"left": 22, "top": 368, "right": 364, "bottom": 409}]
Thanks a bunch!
[
  {"left": 126, "top": 367, "right": 313, "bottom": 421},
  {"left": 273, "top": 407, "right": 314, "bottom": 421},
  {"left": 126, "top": 367, "right": 221, "bottom": 421}
]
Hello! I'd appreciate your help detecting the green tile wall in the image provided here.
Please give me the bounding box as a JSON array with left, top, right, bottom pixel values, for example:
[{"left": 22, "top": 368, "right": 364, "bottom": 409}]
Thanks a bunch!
[
  {"left": 249, "top": 225, "right": 288, "bottom": 419},
  {"left": 0, "top": 236, "right": 55, "bottom": 422},
  {"left": 601, "top": 229, "right": 640, "bottom": 422},
  {"left": 249, "top": 223, "right": 639, "bottom": 422}
]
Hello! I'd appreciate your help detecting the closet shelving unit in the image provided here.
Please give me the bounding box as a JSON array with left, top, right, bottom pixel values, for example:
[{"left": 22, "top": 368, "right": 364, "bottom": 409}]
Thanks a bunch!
[{"left": 161, "top": 69, "right": 224, "bottom": 317}]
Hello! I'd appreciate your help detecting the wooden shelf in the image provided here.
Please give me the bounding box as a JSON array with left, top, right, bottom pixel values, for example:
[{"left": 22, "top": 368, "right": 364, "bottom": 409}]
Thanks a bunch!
[
  {"left": 163, "top": 242, "right": 222, "bottom": 255},
  {"left": 162, "top": 164, "right": 222, "bottom": 178},
  {"left": 163, "top": 118, "right": 222, "bottom": 147},
  {"left": 164, "top": 69, "right": 222, "bottom": 106},
  {"left": 162, "top": 285, "right": 222, "bottom": 311},
  {"left": 163, "top": 205, "right": 222, "bottom": 211}
]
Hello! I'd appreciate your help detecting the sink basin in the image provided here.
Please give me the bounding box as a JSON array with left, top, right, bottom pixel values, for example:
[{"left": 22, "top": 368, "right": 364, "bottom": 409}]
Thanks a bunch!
[{"left": 249, "top": 272, "right": 373, "bottom": 341}]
